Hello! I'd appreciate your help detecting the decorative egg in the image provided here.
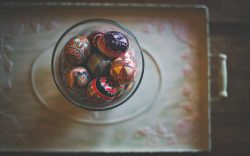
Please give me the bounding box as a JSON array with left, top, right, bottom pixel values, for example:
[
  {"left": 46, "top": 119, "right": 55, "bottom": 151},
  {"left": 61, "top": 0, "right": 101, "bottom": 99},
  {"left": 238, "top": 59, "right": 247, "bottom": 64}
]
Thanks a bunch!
[
  {"left": 97, "top": 31, "right": 129, "bottom": 58},
  {"left": 110, "top": 57, "right": 136, "bottom": 84},
  {"left": 65, "top": 36, "right": 90, "bottom": 55},
  {"left": 115, "top": 84, "right": 126, "bottom": 99},
  {"left": 62, "top": 36, "right": 90, "bottom": 66},
  {"left": 124, "top": 49, "right": 136, "bottom": 61},
  {"left": 104, "top": 31, "right": 129, "bottom": 52},
  {"left": 62, "top": 47, "right": 84, "bottom": 67},
  {"left": 124, "top": 82, "right": 134, "bottom": 93},
  {"left": 88, "top": 32, "right": 104, "bottom": 48},
  {"left": 86, "top": 47, "right": 111, "bottom": 77},
  {"left": 68, "top": 88, "right": 88, "bottom": 100},
  {"left": 87, "top": 77, "right": 117, "bottom": 104},
  {"left": 65, "top": 67, "right": 91, "bottom": 89}
]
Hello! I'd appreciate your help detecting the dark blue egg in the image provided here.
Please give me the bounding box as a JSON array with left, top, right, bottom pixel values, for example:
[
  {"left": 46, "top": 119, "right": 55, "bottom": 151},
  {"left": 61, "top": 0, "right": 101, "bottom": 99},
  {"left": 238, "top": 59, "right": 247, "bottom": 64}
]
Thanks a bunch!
[{"left": 104, "top": 31, "right": 129, "bottom": 53}]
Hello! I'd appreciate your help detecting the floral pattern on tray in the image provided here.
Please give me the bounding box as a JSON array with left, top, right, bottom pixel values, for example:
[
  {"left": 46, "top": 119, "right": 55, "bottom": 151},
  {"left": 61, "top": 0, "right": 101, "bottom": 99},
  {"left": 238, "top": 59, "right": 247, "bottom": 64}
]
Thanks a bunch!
[{"left": 0, "top": 7, "right": 209, "bottom": 152}]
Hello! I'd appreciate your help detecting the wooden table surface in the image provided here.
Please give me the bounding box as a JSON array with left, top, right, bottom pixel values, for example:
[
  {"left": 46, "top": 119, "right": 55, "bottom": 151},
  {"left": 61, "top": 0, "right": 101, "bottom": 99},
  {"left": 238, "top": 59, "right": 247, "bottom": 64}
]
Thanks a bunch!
[{"left": 2, "top": 0, "right": 250, "bottom": 155}]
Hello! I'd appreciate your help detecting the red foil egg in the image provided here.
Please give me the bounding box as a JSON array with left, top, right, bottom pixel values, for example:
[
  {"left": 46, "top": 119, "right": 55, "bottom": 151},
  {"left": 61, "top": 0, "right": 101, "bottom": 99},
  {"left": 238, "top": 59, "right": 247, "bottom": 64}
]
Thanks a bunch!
[
  {"left": 110, "top": 57, "right": 136, "bottom": 84},
  {"left": 87, "top": 77, "right": 117, "bottom": 104}
]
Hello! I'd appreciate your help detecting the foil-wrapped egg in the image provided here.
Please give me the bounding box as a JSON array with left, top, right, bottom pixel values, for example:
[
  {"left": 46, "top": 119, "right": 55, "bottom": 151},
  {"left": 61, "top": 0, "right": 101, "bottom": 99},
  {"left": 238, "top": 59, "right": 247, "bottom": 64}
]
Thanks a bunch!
[
  {"left": 97, "top": 31, "right": 129, "bottom": 58},
  {"left": 110, "top": 57, "right": 136, "bottom": 84},
  {"left": 65, "top": 67, "right": 91, "bottom": 89},
  {"left": 86, "top": 77, "right": 117, "bottom": 104}
]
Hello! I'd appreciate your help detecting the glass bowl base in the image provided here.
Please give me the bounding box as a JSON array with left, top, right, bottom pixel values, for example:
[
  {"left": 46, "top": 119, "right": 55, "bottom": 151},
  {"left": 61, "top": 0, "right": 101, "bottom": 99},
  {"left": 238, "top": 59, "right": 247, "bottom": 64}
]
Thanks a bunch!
[{"left": 31, "top": 45, "right": 162, "bottom": 124}]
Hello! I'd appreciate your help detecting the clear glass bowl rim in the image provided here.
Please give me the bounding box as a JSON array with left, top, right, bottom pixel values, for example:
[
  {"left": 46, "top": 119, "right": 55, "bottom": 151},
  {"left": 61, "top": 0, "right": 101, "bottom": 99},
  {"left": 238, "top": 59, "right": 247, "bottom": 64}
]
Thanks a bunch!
[{"left": 51, "top": 18, "right": 144, "bottom": 111}]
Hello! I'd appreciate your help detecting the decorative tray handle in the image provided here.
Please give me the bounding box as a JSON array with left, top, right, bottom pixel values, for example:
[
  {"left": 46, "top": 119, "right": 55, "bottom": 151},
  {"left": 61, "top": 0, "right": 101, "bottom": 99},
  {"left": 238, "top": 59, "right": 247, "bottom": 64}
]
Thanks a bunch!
[
  {"left": 218, "top": 54, "right": 228, "bottom": 98},
  {"left": 211, "top": 53, "right": 228, "bottom": 100}
]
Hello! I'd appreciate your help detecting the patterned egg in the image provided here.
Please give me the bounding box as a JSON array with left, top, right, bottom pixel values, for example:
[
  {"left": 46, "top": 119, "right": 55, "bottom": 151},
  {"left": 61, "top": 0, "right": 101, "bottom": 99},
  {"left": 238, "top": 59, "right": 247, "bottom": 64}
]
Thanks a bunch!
[
  {"left": 115, "top": 84, "right": 126, "bottom": 99},
  {"left": 124, "top": 82, "right": 134, "bottom": 93},
  {"left": 110, "top": 57, "right": 136, "bottom": 84},
  {"left": 62, "top": 36, "right": 90, "bottom": 67},
  {"left": 88, "top": 31, "right": 104, "bottom": 48},
  {"left": 104, "top": 31, "right": 129, "bottom": 52},
  {"left": 97, "top": 31, "right": 129, "bottom": 58},
  {"left": 124, "top": 49, "right": 136, "bottom": 61},
  {"left": 86, "top": 77, "right": 117, "bottom": 104},
  {"left": 65, "top": 67, "right": 91, "bottom": 89},
  {"left": 87, "top": 47, "right": 111, "bottom": 77},
  {"left": 68, "top": 88, "right": 88, "bottom": 100}
]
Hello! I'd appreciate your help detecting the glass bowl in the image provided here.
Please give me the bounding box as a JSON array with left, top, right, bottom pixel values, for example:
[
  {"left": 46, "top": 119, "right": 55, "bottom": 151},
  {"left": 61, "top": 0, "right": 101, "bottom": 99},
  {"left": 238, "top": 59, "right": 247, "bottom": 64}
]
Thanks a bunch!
[{"left": 51, "top": 19, "right": 144, "bottom": 111}]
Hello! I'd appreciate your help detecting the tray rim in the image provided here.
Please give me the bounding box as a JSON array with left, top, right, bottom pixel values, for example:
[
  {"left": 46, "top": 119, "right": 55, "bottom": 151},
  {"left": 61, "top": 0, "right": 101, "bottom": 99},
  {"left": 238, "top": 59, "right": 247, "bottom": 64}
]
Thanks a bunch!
[
  {"left": 0, "top": 2, "right": 208, "bottom": 10},
  {"left": 0, "top": 2, "right": 211, "bottom": 152}
]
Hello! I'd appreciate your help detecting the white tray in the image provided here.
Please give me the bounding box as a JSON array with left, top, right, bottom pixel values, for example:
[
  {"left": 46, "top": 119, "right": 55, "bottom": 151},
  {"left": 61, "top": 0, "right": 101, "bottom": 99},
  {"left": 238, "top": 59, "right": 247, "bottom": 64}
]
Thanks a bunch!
[{"left": 0, "top": 3, "right": 218, "bottom": 152}]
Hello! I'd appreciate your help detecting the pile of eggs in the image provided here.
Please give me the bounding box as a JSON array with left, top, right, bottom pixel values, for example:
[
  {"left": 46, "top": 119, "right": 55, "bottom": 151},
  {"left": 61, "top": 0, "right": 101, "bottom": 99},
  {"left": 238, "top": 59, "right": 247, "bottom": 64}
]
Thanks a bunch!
[{"left": 59, "top": 31, "right": 136, "bottom": 104}]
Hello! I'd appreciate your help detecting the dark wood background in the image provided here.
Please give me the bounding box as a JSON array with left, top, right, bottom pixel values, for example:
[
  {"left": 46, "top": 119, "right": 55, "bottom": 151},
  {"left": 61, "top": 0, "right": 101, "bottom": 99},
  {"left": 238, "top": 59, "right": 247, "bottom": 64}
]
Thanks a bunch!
[{"left": 1, "top": 0, "right": 250, "bottom": 155}]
